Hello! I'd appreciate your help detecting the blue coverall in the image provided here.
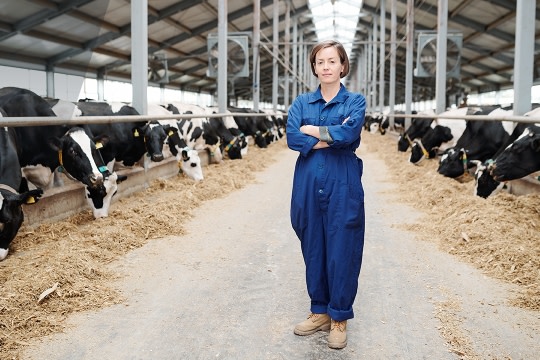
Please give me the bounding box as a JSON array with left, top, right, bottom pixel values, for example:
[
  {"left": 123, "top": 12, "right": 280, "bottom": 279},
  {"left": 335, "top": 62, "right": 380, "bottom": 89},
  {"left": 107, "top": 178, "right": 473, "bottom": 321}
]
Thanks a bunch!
[{"left": 287, "top": 84, "right": 366, "bottom": 322}]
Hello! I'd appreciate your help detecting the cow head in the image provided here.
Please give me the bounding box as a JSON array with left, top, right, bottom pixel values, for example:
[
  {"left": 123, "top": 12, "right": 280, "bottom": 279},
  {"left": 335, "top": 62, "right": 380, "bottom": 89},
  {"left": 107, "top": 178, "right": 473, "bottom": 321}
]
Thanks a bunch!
[
  {"left": 489, "top": 126, "right": 540, "bottom": 182},
  {"left": 473, "top": 159, "right": 505, "bottom": 198},
  {"left": 438, "top": 148, "right": 470, "bottom": 179},
  {"left": 49, "top": 127, "right": 110, "bottom": 189},
  {"left": 179, "top": 148, "right": 203, "bottom": 181},
  {"left": 397, "top": 118, "right": 433, "bottom": 152},
  {"left": 85, "top": 171, "right": 127, "bottom": 219},
  {"left": 134, "top": 121, "right": 168, "bottom": 162},
  {"left": 221, "top": 136, "right": 243, "bottom": 160},
  {"left": 0, "top": 186, "right": 43, "bottom": 260},
  {"left": 409, "top": 126, "right": 453, "bottom": 164}
]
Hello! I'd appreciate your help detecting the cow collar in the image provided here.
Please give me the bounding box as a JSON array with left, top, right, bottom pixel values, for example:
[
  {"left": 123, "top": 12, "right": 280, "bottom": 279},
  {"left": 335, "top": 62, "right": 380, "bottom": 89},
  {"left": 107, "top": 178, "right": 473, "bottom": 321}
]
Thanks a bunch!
[{"left": 413, "top": 139, "right": 430, "bottom": 158}]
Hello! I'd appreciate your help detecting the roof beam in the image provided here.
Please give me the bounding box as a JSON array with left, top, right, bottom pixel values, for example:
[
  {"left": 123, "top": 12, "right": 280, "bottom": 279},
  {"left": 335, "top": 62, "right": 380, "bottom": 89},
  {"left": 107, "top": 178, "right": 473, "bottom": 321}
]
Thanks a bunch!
[{"left": 0, "top": 0, "right": 93, "bottom": 42}]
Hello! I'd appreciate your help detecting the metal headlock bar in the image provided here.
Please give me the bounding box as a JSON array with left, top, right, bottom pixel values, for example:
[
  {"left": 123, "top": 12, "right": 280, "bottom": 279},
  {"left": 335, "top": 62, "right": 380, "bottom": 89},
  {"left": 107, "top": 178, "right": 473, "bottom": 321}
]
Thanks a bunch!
[
  {"left": 0, "top": 112, "right": 277, "bottom": 127},
  {"left": 383, "top": 113, "right": 540, "bottom": 124}
]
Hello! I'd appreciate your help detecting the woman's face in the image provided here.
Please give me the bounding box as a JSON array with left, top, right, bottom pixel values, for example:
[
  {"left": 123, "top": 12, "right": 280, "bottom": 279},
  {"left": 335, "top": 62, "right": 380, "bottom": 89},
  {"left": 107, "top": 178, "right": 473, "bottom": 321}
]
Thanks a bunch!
[{"left": 314, "top": 46, "right": 344, "bottom": 85}]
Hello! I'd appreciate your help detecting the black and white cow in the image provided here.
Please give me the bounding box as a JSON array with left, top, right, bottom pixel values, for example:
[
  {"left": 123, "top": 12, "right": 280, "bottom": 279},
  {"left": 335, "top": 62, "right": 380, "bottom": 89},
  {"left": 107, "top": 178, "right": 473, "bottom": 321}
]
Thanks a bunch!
[
  {"left": 0, "top": 88, "right": 111, "bottom": 190},
  {"left": 437, "top": 107, "right": 513, "bottom": 179},
  {"left": 77, "top": 101, "right": 170, "bottom": 167},
  {"left": 206, "top": 106, "right": 248, "bottom": 157},
  {"left": 489, "top": 125, "right": 540, "bottom": 182},
  {"left": 396, "top": 110, "right": 435, "bottom": 152},
  {"left": 0, "top": 109, "right": 44, "bottom": 260},
  {"left": 147, "top": 103, "right": 204, "bottom": 181},
  {"left": 409, "top": 107, "right": 474, "bottom": 164},
  {"left": 166, "top": 102, "right": 224, "bottom": 164},
  {"left": 229, "top": 107, "right": 269, "bottom": 148},
  {"left": 473, "top": 106, "right": 540, "bottom": 198}
]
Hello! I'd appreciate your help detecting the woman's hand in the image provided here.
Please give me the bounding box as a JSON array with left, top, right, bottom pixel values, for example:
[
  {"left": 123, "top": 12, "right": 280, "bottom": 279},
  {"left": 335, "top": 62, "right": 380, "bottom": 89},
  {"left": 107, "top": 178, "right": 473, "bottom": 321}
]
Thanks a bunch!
[{"left": 300, "top": 125, "right": 317, "bottom": 137}]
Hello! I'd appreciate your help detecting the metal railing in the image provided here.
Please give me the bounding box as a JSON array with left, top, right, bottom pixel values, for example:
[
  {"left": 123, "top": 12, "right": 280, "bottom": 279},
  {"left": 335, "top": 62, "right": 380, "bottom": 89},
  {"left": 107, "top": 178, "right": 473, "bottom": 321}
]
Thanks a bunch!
[
  {"left": 0, "top": 112, "right": 277, "bottom": 127},
  {"left": 382, "top": 112, "right": 540, "bottom": 124}
]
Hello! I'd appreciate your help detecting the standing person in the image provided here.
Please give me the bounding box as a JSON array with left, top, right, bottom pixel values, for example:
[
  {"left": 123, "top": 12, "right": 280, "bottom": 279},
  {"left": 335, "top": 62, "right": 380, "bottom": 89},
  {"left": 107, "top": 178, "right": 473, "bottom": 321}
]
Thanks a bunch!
[{"left": 286, "top": 39, "right": 366, "bottom": 350}]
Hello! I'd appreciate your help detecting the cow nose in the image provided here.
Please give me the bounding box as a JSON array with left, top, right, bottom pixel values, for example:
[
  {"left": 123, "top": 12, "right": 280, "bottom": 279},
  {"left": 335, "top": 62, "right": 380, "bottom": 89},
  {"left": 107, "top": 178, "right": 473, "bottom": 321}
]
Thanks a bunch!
[
  {"left": 152, "top": 153, "right": 164, "bottom": 162},
  {"left": 190, "top": 162, "right": 197, "bottom": 167}
]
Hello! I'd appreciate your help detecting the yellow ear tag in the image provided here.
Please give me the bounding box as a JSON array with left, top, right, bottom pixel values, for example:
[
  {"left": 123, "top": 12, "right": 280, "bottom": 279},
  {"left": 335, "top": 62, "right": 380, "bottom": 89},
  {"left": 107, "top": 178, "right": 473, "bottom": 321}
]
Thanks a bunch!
[
  {"left": 134, "top": 129, "right": 139, "bottom": 137},
  {"left": 95, "top": 141, "right": 103, "bottom": 149},
  {"left": 168, "top": 130, "right": 174, "bottom": 136},
  {"left": 26, "top": 196, "right": 36, "bottom": 204}
]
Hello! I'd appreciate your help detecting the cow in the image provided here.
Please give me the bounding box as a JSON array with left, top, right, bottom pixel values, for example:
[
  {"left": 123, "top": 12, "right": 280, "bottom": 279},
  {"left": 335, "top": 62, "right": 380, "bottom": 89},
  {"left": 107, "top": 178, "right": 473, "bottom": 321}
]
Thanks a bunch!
[
  {"left": 437, "top": 107, "right": 513, "bottom": 180},
  {"left": 229, "top": 107, "right": 268, "bottom": 148},
  {"left": 409, "top": 107, "right": 476, "bottom": 164},
  {"left": 0, "top": 88, "right": 111, "bottom": 190},
  {"left": 166, "top": 102, "right": 227, "bottom": 163},
  {"left": 76, "top": 101, "right": 171, "bottom": 167},
  {"left": 380, "top": 110, "right": 415, "bottom": 135},
  {"left": 489, "top": 125, "right": 540, "bottom": 182},
  {"left": 206, "top": 106, "right": 248, "bottom": 157},
  {"left": 364, "top": 112, "right": 384, "bottom": 134},
  {"left": 146, "top": 103, "right": 204, "bottom": 181},
  {"left": 0, "top": 109, "right": 44, "bottom": 260},
  {"left": 397, "top": 110, "right": 436, "bottom": 152},
  {"left": 473, "top": 106, "right": 540, "bottom": 198}
]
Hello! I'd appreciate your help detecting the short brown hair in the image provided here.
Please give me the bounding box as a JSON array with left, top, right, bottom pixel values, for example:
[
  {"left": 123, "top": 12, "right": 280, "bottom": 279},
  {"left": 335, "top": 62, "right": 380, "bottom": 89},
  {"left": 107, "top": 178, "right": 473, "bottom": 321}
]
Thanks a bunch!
[{"left": 309, "top": 40, "right": 350, "bottom": 78}]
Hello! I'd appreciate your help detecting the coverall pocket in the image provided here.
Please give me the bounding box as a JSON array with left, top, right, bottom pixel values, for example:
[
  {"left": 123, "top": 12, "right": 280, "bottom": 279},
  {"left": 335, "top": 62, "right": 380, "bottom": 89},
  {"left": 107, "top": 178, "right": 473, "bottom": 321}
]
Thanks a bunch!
[{"left": 344, "top": 184, "right": 364, "bottom": 229}]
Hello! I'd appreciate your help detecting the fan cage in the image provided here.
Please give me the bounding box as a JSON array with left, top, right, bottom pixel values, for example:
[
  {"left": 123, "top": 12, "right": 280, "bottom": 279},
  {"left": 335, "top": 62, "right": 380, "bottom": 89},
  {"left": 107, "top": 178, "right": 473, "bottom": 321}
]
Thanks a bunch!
[
  {"left": 415, "top": 32, "right": 462, "bottom": 78},
  {"left": 207, "top": 34, "right": 249, "bottom": 78}
]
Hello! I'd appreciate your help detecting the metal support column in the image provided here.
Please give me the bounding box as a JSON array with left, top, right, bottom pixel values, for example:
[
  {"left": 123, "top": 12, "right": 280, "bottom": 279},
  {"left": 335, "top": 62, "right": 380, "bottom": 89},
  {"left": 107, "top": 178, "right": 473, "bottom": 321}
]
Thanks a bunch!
[
  {"left": 217, "top": 0, "right": 227, "bottom": 113},
  {"left": 284, "top": 0, "right": 291, "bottom": 109},
  {"left": 379, "top": 0, "right": 386, "bottom": 112},
  {"left": 372, "top": 18, "right": 378, "bottom": 111},
  {"left": 405, "top": 0, "right": 414, "bottom": 128},
  {"left": 389, "top": 0, "right": 396, "bottom": 128},
  {"left": 435, "top": 0, "right": 448, "bottom": 114},
  {"left": 513, "top": 0, "right": 535, "bottom": 115},
  {"left": 253, "top": 0, "right": 261, "bottom": 111},
  {"left": 272, "top": 0, "right": 279, "bottom": 111},
  {"left": 131, "top": 0, "right": 148, "bottom": 115},
  {"left": 292, "top": 15, "right": 298, "bottom": 101},
  {"left": 46, "top": 64, "right": 55, "bottom": 98}
]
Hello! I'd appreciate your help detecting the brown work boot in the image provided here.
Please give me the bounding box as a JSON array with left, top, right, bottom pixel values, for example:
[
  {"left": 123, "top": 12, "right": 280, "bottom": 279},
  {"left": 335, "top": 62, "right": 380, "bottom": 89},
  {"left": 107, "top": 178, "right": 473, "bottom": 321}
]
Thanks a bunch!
[
  {"left": 328, "top": 319, "right": 347, "bottom": 349},
  {"left": 294, "top": 313, "right": 331, "bottom": 336}
]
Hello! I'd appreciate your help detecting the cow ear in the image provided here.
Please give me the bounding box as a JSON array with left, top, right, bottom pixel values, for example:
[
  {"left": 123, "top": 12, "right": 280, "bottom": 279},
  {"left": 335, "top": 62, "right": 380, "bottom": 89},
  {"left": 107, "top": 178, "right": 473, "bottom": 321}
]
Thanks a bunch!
[
  {"left": 94, "top": 135, "right": 110, "bottom": 148},
  {"left": 48, "top": 137, "right": 63, "bottom": 151},
  {"left": 165, "top": 126, "right": 178, "bottom": 137}
]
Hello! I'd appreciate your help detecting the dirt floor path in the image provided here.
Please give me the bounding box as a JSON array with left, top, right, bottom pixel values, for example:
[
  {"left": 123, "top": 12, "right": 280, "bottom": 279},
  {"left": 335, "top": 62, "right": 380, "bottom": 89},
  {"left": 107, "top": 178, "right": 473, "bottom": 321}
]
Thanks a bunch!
[{"left": 23, "top": 141, "right": 540, "bottom": 360}]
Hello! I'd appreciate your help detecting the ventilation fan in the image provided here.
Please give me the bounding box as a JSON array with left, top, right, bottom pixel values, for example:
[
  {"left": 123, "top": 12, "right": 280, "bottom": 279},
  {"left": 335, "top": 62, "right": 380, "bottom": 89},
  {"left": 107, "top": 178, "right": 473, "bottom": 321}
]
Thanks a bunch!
[
  {"left": 148, "top": 54, "right": 169, "bottom": 84},
  {"left": 415, "top": 32, "right": 462, "bottom": 78},
  {"left": 207, "top": 34, "right": 249, "bottom": 78}
]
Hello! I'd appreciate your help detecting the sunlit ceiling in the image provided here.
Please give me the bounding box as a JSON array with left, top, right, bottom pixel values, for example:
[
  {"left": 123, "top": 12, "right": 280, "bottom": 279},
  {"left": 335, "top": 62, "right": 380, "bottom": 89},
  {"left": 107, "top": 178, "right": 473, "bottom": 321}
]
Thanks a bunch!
[{"left": 308, "top": 0, "right": 362, "bottom": 56}]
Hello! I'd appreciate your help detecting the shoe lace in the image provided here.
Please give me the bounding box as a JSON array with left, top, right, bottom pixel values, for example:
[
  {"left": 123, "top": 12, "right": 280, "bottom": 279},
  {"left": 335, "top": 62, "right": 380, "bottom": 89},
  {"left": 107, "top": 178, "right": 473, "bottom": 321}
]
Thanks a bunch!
[{"left": 331, "top": 320, "right": 346, "bottom": 332}]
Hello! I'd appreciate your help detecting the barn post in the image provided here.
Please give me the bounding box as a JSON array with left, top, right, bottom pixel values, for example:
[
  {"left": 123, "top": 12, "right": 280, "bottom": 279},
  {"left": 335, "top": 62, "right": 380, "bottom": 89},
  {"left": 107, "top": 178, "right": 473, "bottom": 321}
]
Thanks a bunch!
[
  {"left": 435, "top": 0, "right": 448, "bottom": 114},
  {"left": 131, "top": 0, "right": 148, "bottom": 115},
  {"left": 366, "top": 31, "right": 372, "bottom": 112},
  {"left": 292, "top": 14, "right": 298, "bottom": 101},
  {"left": 513, "top": 0, "right": 535, "bottom": 115},
  {"left": 46, "top": 64, "right": 55, "bottom": 98},
  {"left": 372, "top": 17, "right": 378, "bottom": 111},
  {"left": 217, "top": 0, "right": 228, "bottom": 113},
  {"left": 97, "top": 68, "right": 105, "bottom": 101},
  {"left": 253, "top": 0, "right": 261, "bottom": 111},
  {"left": 272, "top": 0, "right": 279, "bottom": 111},
  {"left": 284, "top": 0, "right": 291, "bottom": 110},
  {"left": 389, "top": 0, "right": 396, "bottom": 128},
  {"left": 404, "top": 0, "right": 414, "bottom": 128},
  {"left": 379, "top": 0, "right": 386, "bottom": 113}
]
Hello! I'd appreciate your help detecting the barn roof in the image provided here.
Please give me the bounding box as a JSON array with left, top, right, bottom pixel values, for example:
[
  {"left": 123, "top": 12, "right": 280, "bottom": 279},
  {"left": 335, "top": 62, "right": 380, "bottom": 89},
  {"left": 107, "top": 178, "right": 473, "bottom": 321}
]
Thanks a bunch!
[{"left": 0, "top": 0, "right": 537, "bottom": 105}]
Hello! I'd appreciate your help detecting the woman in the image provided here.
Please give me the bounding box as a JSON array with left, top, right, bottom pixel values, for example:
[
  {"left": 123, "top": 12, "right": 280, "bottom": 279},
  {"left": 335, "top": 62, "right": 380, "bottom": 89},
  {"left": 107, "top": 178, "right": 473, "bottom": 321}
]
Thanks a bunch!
[{"left": 286, "top": 40, "right": 366, "bottom": 350}]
